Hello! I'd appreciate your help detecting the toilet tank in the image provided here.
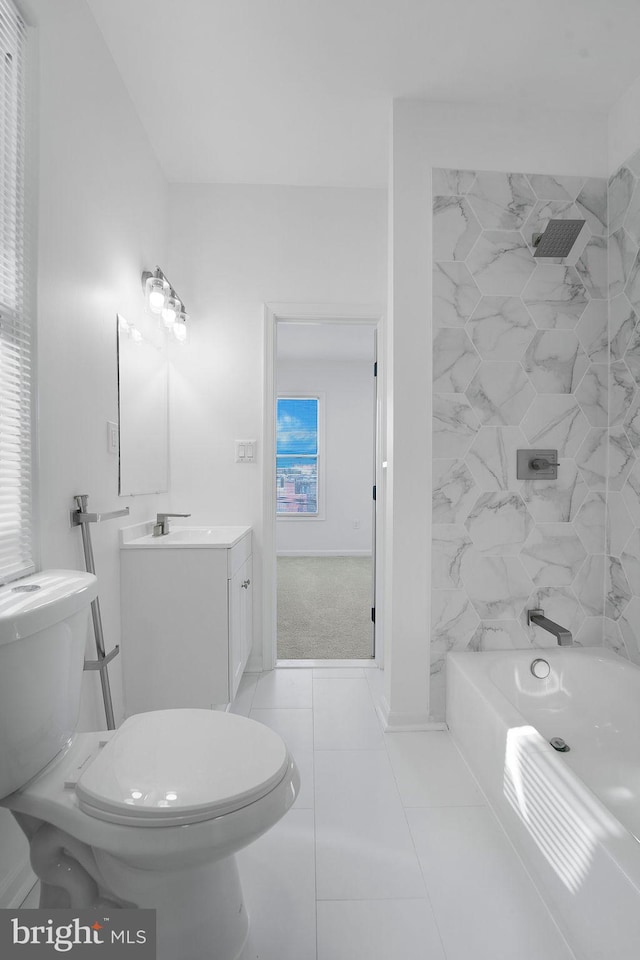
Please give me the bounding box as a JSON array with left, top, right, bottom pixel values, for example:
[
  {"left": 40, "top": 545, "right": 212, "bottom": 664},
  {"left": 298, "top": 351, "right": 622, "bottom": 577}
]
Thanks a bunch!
[{"left": 0, "top": 570, "right": 98, "bottom": 799}]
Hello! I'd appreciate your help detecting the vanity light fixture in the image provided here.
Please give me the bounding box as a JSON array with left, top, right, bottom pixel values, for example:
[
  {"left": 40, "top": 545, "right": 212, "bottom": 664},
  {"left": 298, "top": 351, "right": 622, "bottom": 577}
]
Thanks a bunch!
[{"left": 141, "top": 267, "right": 189, "bottom": 339}]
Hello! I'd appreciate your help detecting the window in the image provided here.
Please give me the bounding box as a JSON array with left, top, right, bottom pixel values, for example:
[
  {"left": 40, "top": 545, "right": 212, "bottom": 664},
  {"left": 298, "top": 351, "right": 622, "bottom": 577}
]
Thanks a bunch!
[
  {"left": 276, "top": 397, "right": 319, "bottom": 515},
  {"left": 0, "top": 0, "right": 32, "bottom": 582}
]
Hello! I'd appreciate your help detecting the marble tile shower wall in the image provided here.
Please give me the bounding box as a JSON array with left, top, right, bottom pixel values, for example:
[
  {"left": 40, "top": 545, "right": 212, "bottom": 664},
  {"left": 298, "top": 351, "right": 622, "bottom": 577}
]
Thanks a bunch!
[
  {"left": 431, "top": 167, "right": 610, "bottom": 721},
  {"left": 604, "top": 148, "right": 640, "bottom": 665}
]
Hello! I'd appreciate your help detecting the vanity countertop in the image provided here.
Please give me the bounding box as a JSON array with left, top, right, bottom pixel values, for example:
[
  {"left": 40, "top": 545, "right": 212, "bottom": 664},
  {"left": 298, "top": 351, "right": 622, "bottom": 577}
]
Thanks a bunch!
[{"left": 120, "top": 523, "right": 251, "bottom": 549}]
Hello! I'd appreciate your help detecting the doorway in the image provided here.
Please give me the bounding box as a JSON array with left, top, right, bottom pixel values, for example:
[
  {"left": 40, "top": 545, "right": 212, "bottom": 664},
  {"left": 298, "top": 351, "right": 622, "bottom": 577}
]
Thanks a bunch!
[{"left": 263, "top": 308, "right": 382, "bottom": 668}]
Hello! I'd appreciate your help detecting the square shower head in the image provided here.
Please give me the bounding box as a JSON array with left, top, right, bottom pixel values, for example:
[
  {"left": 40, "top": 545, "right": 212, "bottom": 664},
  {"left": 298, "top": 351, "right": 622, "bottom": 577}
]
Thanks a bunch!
[{"left": 532, "top": 219, "right": 586, "bottom": 258}]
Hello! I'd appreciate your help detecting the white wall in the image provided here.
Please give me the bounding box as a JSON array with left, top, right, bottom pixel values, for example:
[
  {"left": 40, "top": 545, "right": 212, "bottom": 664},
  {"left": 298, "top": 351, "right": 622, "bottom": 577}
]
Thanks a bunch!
[
  {"left": 609, "top": 74, "right": 640, "bottom": 174},
  {"left": 167, "top": 183, "right": 387, "bottom": 666},
  {"left": 383, "top": 99, "right": 610, "bottom": 729},
  {"left": 0, "top": 0, "right": 170, "bottom": 906},
  {"left": 276, "top": 359, "right": 374, "bottom": 554}
]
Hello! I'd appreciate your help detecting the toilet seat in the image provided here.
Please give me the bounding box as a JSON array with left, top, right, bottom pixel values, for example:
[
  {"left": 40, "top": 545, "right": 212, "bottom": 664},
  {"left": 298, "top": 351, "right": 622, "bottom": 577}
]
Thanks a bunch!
[{"left": 75, "top": 709, "right": 290, "bottom": 827}]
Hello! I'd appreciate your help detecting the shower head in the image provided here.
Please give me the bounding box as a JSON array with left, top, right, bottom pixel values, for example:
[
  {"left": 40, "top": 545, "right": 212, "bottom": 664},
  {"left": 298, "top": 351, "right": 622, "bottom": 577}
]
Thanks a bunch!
[{"left": 532, "top": 219, "right": 586, "bottom": 258}]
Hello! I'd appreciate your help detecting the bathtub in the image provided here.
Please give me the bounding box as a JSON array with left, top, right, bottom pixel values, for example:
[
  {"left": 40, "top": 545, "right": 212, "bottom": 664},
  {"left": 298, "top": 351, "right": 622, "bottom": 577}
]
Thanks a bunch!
[{"left": 446, "top": 646, "right": 640, "bottom": 960}]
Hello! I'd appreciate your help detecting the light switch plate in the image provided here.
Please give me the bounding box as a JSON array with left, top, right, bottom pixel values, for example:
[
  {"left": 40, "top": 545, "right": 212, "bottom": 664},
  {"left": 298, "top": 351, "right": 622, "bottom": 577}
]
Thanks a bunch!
[
  {"left": 107, "top": 420, "right": 119, "bottom": 455},
  {"left": 235, "top": 439, "right": 257, "bottom": 463}
]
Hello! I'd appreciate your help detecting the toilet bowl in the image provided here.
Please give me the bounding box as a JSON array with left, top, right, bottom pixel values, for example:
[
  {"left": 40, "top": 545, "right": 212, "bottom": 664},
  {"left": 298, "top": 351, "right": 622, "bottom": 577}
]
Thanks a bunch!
[{"left": 0, "top": 570, "right": 299, "bottom": 960}]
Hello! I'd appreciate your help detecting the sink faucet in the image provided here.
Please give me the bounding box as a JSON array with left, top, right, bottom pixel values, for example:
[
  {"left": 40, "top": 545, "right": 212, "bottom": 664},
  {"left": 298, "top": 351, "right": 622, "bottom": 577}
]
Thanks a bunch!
[
  {"left": 527, "top": 608, "right": 573, "bottom": 646},
  {"left": 153, "top": 513, "right": 191, "bottom": 537}
]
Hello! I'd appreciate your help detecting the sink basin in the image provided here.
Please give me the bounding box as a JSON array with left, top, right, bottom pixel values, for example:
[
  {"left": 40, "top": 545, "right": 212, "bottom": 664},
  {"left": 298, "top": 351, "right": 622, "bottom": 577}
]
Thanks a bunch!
[{"left": 120, "top": 524, "right": 251, "bottom": 549}]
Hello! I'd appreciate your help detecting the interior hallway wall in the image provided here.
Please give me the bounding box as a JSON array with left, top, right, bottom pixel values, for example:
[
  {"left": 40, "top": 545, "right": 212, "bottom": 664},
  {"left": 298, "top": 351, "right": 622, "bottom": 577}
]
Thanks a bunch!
[
  {"left": 166, "top": 184, "right": 387, "bottom": 668},
  {"left": 0, "top": 0, "right": 170, "bottom": 905},
  {"left": 276, "top": 359, "right": 374, "bottom": 555}
]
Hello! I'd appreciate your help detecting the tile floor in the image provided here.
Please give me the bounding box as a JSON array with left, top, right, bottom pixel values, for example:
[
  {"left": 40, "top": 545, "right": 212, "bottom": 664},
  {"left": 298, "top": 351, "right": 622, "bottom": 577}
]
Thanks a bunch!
[
  {"left": 21, "top": 667, "right": 575, "bottom": 959},
  {"left": 230, "top": 666, "right": 575, "bottom": 960}
]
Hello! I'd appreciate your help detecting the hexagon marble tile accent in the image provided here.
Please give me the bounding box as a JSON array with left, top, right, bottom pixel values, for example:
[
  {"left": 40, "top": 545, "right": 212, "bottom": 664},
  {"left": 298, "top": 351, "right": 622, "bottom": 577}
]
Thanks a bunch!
[{"left": 429, "top": 163, "right": 623, "bottom": 723}]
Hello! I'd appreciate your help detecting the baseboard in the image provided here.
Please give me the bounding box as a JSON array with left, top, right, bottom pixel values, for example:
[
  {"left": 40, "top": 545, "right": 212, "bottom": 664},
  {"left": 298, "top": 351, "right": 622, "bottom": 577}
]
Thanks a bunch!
[
  {"left": 0, "top": 857, "right": 36, "bottom": 908},
  {"left": 277, "top": 550, "right": 372, "bottom": 557},
  {"left": 375, "top": 694, "right": 446, "bottom": 732},
  {"left": 246, "top": 653, "right": 263, "bottom": 674}
]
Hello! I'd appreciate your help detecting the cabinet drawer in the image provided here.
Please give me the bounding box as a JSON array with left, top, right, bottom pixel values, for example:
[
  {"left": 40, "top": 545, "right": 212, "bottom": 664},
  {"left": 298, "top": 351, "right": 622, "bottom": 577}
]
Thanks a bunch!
[{"left": 228, "top": 532, "right": 252, "bottom": 577}]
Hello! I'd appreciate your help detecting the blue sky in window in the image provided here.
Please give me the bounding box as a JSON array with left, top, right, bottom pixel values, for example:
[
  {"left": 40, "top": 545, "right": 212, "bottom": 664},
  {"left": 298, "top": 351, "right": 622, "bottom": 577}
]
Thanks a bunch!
[{"left": 277, "top": 398, "right": 318, "bottom": 455}]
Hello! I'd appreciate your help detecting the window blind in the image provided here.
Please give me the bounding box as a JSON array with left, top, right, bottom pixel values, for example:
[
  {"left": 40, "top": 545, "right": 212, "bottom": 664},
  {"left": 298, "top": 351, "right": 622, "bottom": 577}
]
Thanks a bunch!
[{"left": 0, "top": 0, "right": 32, "bottom": 582}]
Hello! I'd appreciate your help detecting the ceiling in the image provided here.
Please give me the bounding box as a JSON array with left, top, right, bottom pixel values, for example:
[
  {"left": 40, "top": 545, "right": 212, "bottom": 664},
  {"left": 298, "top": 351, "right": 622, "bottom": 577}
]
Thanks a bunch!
[{"left": 87, "top": 0, "right": 640, "bottom": 188}]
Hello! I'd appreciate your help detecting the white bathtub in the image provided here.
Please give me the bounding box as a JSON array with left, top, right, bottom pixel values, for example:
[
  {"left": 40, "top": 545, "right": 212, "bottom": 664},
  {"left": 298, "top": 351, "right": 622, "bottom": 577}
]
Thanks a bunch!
[{"left": 447, "top": 646, "right": 640, "bottom": 960}]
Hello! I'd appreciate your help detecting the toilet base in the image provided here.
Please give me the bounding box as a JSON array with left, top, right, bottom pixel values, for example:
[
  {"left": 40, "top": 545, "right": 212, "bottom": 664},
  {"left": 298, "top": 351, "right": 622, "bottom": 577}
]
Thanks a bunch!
[{"left": 94, "top": 849, "right": 250, "bottom": 960}]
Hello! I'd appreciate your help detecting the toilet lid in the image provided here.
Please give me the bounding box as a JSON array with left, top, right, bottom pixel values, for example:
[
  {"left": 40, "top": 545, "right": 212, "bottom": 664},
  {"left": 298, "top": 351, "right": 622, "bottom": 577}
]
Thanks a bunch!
[{"left": 75, "top": 710, "right": 290, "bottom": 827}]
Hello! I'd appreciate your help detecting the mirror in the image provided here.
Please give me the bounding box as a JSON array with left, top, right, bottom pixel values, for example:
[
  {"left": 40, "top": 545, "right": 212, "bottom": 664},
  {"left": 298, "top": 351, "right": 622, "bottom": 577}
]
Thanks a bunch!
[{"left": 117, "top": 313, "right": 169, "bottom": 495}]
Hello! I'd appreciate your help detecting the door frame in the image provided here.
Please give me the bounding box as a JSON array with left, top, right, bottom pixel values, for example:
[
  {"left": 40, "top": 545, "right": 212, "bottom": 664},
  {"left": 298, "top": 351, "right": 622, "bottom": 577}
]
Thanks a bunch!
[{"left": 262, "top": 302, "right": 385, "bottom": 672}]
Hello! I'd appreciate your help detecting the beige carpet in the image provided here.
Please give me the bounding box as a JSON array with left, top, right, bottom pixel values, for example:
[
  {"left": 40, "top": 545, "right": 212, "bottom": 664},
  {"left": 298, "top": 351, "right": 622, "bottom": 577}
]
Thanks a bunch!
[{"left": 277, "top": 556, "right": 374, "bottom": 659}]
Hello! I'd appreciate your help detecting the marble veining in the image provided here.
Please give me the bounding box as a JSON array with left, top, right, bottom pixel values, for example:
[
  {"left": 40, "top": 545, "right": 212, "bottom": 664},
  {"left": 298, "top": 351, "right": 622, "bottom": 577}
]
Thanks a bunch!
[
  {"left": 432, "top": 525, "right": 473, "bottom": 589},
  {"left": 465, "top": 426, "right": 525, "bottom": 491},
  {"left": 432, "top": 459, "right": 478, "bottom": 523},
  {"left": 466, "top": 231, "right": 536, "bottom": 296},
  {"left": 521, "top": 461, "right": 587, "bottom": 522},
  {"left": 522, "top": 265, "right": 588, "bottom": 329},
  {"left": 575, "top": 178, "right": 608, "bottom": 236},
  {"left": 469, "top": 620, "right": 530, "bottom": 651},
  {"left": 608, "top": 229, "right": 637, "bottom": 298},
  {"left": 430, "top": 590, "right": 479, "bottom": 670},
  {"left": 606, "top": 492, "right": 634, "bottom": 558},
  {"left": 621, "top": 529, "right": 640, "bottom": 596},
  {"left": 461, "top": 551, "right": 532, "bottom": 620},
  {"left": 609, "top": 295, "right": 637, "bottom": 360},
  {"left": 605, "top": 557, "right": 631, "bottom": 621},
  {"left": 465, "top": 362, "right": 535, "bottom": 425},
  {"left": 433, "top": 195, "right": 482, "bottom": 261},
  {"left": 576, "top": 300, "right": 609, "bottom": 362},
  {"left": 608, "top": 426, "right": 635, "bottom": 491},
  {"left": 622, "top": 181, "right": 640, "bottom": 245},
  {"left": 574, "top": 364, "right": 608, "bottom": 427},
  {"left": 467, "top": 296, "right": 535, "bottom": 360},
  {"left": 609, "top": 361, "right": 637, "bottom": 426},
  {"left": 432, "top": 328, "right": 480, "bottom": 392},
  {"left": 433, "top": 395, "right": 481, "bottom": 458},
  {"left": 525, "top": 174, "right": 585, "bottom": 202},
  {"left": 432, "top": 168, "right": 476, "bottom": 196},
  {"left": 433, "top": 262, "right": 481, "bottom": 326},
  {"left": 575, "top": 236, "right": 608, "bottom": 299},
  {"left": 623, "top": 393, "right": 640, "bottom": 452},
  {"left": 521, "top": 396, "right": 589, "bottom": 458},
  {"left": 573, "top": 493, "right": 606, "bottom": 554},
  {"left": 624, "top": 249, "right": 640, "bottom": 315},
  {"left": 608, "top": 165, "right": 635, "bottom": 234},
  {"left": 522, "top": 330, "right": 588, "bottom": 394},
  {"left": 520, "top": 524, "right": 586, "bottom": 586},
  {"left": 621, "top": 460, "right": 640, "bottom": 526},
  {"left": 576, "top": 428, "right": 608, "bottom": 490},
  {"left": 467, "top": 172, "right": 536, "bottom": 229},
  {"left": 574, "top": 556, "right": 605, "bottom": 616},
  {"left": 465, "top": 492, "right": 533, "bottom": 556},
  {"left": 623, "top": 325, "right": 640, "bottom": 384}
]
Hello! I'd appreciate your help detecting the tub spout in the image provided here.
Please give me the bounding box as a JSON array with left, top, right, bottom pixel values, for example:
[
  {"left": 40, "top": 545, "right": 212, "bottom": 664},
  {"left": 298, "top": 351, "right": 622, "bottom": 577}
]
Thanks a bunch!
[{"left": 527, "top": 608, "right": 573, "bottom": 645}]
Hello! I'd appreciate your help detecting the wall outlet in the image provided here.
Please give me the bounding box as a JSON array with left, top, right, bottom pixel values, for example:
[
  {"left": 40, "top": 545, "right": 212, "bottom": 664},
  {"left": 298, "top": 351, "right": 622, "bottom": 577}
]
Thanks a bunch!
[
  {"left": 107, "top": 420, "right": 119, "bottom": 455},
  {"left": 353, "top": 519, "right": 361, "bottom": 529}
]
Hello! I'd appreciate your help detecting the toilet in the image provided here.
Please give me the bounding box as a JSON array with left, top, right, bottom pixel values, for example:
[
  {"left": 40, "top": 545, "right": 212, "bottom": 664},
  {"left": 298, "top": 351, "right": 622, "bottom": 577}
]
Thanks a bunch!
[{"left": 0, "top": 569, "right": 299, "bottom": 960}]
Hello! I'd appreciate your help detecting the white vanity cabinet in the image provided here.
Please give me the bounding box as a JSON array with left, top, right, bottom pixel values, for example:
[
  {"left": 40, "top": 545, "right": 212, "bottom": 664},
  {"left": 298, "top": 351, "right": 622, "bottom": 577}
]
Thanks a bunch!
[{"left": 120, "top": 525, "right": 252, "bottom": 712}]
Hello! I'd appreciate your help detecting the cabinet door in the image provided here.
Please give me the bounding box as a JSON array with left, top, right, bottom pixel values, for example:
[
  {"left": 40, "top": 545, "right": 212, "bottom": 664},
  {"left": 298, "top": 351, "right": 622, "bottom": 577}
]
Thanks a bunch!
[{"left": 229, "top": 556, "right": 252, "bottom": 701}]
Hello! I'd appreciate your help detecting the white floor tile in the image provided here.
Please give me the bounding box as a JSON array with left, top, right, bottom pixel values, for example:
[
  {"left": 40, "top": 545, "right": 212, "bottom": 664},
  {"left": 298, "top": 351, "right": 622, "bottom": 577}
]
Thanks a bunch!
[
  {"left": 313, "top": 678, "right": 384, "bottom": 750},
  {"left": 315, "top": 750, "right": 426, "bottom": 901},
  {"left": 252, "top": 669, "right": 313, "bottom": 708},
  {"left": 249, "top": 708, "right": 314, "bottom": 754},
  {"left": 291, "top": 750, "right": 314, "bottom": 809},
  {"left": 406, "top": 806, "right": 574, "bottom": 960},
  {"left": 317, "top": 899, "right": 446, "bottom": 960},
  {"left": 229, "top": 673, "right": 259, "bottom": 716},
  {"left": 384, "top": 731, "right": 485, "bottom": 807},
  {"left": 313, "top": 667, "right": 366, "bottom": 678},
  {"left": 238, "top": 809, "right": 316, "bottom": 960}
]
